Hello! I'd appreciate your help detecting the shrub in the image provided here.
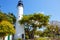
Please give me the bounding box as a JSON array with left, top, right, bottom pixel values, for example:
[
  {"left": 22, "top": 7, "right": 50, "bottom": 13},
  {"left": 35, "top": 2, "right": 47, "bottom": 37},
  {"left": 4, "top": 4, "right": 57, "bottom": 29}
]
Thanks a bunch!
[
  {"left": 35, "top": 37, "right": 51, "bottom": 40},
  {"left": 17, "top": 38, "right": 22, "bottom": 40}
]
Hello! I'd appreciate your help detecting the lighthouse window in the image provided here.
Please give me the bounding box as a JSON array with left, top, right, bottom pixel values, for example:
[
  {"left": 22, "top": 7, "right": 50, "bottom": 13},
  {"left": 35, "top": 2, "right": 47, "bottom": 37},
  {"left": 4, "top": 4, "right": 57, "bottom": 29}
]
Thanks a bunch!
[{"left": 19, "top": 16, "right": 20, "bottom": 17}]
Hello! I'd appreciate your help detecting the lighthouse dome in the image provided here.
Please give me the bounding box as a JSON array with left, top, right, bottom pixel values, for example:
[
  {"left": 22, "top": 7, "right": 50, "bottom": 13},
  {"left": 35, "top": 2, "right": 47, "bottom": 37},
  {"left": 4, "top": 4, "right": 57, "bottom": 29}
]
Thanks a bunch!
[{"left": 17, "top": 0, "right": 23, "bottom": 7}]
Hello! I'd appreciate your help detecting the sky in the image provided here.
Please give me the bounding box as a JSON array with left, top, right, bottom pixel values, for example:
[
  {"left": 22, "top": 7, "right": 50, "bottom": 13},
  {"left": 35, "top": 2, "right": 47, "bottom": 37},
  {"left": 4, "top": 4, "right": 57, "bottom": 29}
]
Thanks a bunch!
[{"left": 0, "top": 0, "right": 60, "bottom": 21}]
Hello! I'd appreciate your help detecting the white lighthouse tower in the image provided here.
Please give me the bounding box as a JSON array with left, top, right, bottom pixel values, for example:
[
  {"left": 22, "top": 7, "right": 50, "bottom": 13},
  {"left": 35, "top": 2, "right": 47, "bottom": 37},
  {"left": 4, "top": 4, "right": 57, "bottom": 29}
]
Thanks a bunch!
[{"left": 14, "top": 0, "right": 25, "bottom": 39}]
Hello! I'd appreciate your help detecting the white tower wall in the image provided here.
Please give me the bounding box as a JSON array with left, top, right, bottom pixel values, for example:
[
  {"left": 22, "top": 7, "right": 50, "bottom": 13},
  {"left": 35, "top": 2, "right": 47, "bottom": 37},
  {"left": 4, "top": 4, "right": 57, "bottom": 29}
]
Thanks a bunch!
[
  {"left": 17, "top": 6, "right": 23, "bottom": 21},
  {"left": 14, "top": 2, "right": 25, "bottom": 39}
]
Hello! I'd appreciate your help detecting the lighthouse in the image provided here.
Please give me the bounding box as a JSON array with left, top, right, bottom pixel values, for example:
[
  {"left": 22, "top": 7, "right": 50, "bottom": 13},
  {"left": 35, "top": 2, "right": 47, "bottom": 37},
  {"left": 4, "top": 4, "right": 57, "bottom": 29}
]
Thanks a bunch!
[{"left": 14, "top": 0, "right": 25, "bottom": 39}]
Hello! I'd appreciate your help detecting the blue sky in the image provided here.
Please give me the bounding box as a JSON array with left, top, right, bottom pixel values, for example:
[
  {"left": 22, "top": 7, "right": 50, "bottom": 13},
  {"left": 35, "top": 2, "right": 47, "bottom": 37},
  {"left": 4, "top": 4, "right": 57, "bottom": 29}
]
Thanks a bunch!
[{"left": 0, "top": 0, "right": 60, "bottom": 21}]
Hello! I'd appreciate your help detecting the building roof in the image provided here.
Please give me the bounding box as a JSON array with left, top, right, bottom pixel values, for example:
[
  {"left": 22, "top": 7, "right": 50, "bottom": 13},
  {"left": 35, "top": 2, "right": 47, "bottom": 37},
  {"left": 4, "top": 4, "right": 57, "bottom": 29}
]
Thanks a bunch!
[{"left": 17, "top": 0, "right": 23, "bottom": 7}]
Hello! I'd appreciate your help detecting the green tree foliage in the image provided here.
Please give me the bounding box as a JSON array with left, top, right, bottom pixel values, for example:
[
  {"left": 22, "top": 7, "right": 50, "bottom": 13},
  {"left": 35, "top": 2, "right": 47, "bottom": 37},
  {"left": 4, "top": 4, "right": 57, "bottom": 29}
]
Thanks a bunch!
[
  {"left": 35, "top": 25, "right": 60, "bottom": 37},
  {"left": 0, "top": 12, "right": 7, "bottom": 21},
  {"left": 0, "top": 11, "right": 16, "bottom": 37},
  {"left": 44, "top": 25, "right": 60, "bottom": 37},
  {"left": 7, "top": 13, "right": 16, "bottom": 24},
  {"left": 20, "top": 13, "right": 50, "bottom": 28},
  {"left": 19, "top": 13, "right": 50, "bottom": 39},
  {"left": 0, "top": 11, "right": 16, "bottom": 24},
  {"left": 0, "top": 20, "right": 15, "bottom": 37},
  {"left": 35, "top": 37, "right": 49, "bottom": 40}
]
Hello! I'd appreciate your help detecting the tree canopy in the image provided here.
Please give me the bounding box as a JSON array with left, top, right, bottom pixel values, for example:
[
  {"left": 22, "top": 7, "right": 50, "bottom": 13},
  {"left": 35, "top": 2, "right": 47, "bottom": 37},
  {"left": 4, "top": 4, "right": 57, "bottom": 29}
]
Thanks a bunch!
[
  {"left": 0, "top": 20, "right": 15, "bottom": 37},
  {"left": 0, "top": 11, "right": 16, "bottom": 24},
  {"left": 19, "top": 13, "right": 50, "bottom": 39},
  {"left": 0, "top": 11, "right": 16, "bottom": 37},
  {"left": 20, "top": 13, "right": 50, "bottom": 28}
]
